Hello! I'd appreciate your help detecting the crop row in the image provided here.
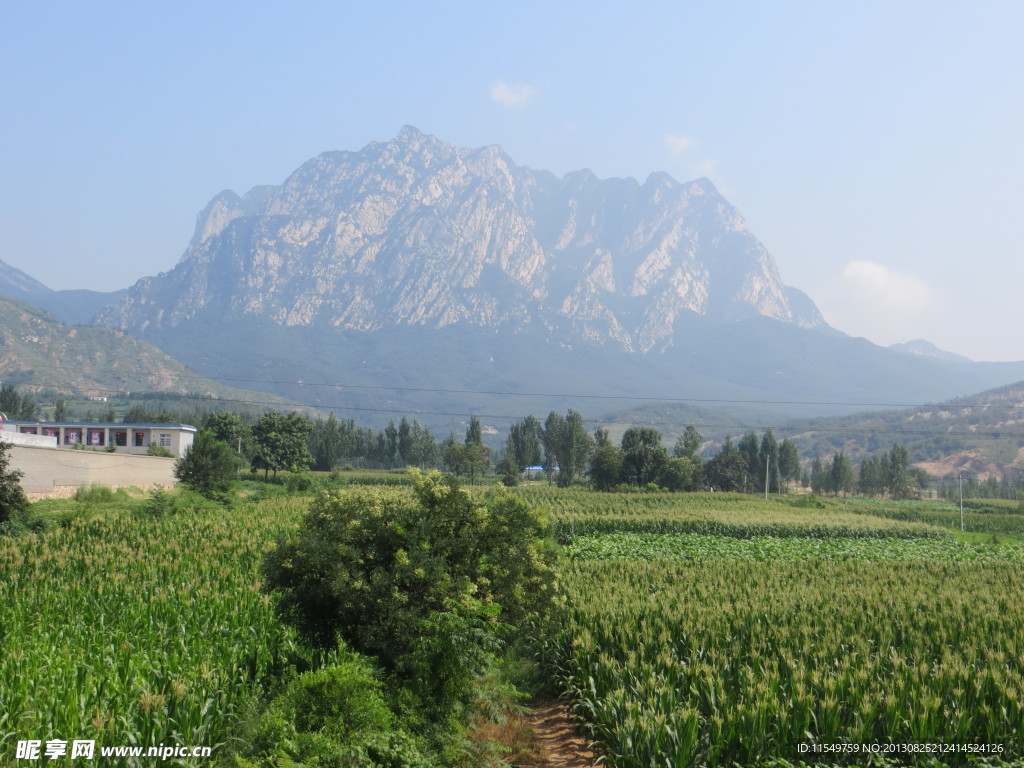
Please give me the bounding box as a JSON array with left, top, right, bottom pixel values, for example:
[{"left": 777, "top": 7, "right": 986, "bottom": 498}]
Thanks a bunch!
[
  {"left": 516, "top": 488, "right": 949, "bottom": 542},
  {"left": 564, "top": 532, "right": 1024, "bottom": 562},
  {"left": 544, "top": 558, "right": 1024, "bottom": 768},
  {"left": 849, "top": 500, "right": 1024, "bottom": 537}
]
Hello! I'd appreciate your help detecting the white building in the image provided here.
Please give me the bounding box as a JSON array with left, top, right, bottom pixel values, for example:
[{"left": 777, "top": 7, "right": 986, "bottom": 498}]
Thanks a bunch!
[{"left": 1, "top": 421, "right": 196, "bottom": 458}]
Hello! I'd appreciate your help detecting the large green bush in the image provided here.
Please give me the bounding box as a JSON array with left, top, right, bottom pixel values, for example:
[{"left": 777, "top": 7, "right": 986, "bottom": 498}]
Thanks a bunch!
[
  {"left": 236, "top": 656, "right": 434, "bottom": 768},
  {"left": 261, "top": 469, "right": 558, "bottom": 718}
]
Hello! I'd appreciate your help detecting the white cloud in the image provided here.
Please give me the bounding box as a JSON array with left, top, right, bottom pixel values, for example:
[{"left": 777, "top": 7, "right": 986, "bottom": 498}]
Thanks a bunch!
[
  {"left": 665, "top": 134, "right": 696, "bottom": 157},
  {"left": 814, "top": 260, "right": 937, "bottom": 345},
  {"left": 690, "top": 158, "right": 718, "bottom": 178},
  {"left": 490, "top": 80, "right": 537, "bottom": 108}
]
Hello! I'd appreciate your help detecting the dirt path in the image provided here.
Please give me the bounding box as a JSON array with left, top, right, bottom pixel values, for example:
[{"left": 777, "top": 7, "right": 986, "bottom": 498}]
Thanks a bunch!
[{"left": 518, "top": 699, "right": 598, "bottom": 768}]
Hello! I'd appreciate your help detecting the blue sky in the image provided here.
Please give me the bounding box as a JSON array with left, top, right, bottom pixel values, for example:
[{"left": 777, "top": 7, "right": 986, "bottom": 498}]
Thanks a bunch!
[{"left": 2, "top": 1, "right": 1022, "bottom": 360}]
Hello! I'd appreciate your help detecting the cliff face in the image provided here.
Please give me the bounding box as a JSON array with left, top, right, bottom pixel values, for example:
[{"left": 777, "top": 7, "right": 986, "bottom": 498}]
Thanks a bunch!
[{"left": 96, "top": 126, "right": 826, "bottom": 352}]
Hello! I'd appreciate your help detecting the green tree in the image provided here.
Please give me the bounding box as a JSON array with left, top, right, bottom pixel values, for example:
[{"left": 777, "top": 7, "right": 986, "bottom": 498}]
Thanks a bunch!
[
  {"left": 397, "top": 416, "right": 414, "bottom": 466},
  {"left": 555, "top": 410, "right": 592, "bottom": 488},
  {"left": 463, "top": 415, "right": 491, "bottom": 483},
  {"left": 252, "top": 412, "right": 313, "bottom": 479},
  {"left": 858, "top": 454, "right": 888, "bottom": 497},
  {"left": 442, "top": 433, "right": 467, "bottom": 477},
  {"left": 506, "top": 415, "right": 544, "bottom": 475},
  {"left": 495, "top": 451, "right": 520, "bottom": 486},
  {"left": 830, "top": 451, "right": 855, "bottom": 497},
  {"left": 620, "top": 427, "right": 669, "bottom": 487},
  {"left": 204, "top": 411, "right": 252, "bottom": 459},
  {"left": 737, "top": 432, "right": 761, "bottom": 494},
  {"left": 174, "top": 431, "right": 239, "bottom": 498},
  {"left": 384, "top": 421, "right": 400, "bottom": 467},
  {"left": 705, "top": 437, "right": 745, "bottom": 492},
  {"left": 0, "top": 385, "right": 37, "bottom": 420},
  {"left": 542, "top": 411, "right": 565, "bottom": 483},
  {"left": 0, "top": 440, "right": 29, "bottom": 526},
  {"left": 660, "top": 456, "right": 697, "bottom": 492},
  {"left": 670, "top": 425, "right": 704, "bottom": 491},
  {"left": 310, "top": 414, "right": 341, "bottom": 472},
  {"left": 408, "top": 419, "right": 438, "bottom": 468},
  {"left": 54, "top": 399, "right": 69, "bottom": 422},
  {"left": 888, "top": 442, "right": 916, "bottom": 499},
  {"left": 673, "top": 425, "right": 703, "bottom": 459},
  {"left": 261, "top": 470, "right": 557, "bottom": 715},
  {"left": 588, "top": 443, "right": 623, "bottom": 491},
  {"left": 810, "top": 456, "right": 830, "bottom": 495},
  {"left": 779, "top": 438, "right": 801, "bottom": 487},
  {"left": 593, "top": 428, "right": 613, "bottom": 449}
]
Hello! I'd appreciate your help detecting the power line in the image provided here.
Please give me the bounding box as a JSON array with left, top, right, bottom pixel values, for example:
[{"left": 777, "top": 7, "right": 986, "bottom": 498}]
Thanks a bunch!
[
  {"left": 109, "top": 373, "right": 1023, "bottom": 411},
  {"left": 69, "top": 390, "right": 1024, "bottom": 441}
]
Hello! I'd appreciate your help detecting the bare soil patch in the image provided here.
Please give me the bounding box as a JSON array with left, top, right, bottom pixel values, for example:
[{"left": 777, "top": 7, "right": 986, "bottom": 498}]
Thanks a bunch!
[
  {"left": 516, "top": 699, "right": 598, "bottom": 768},
  {"left": 473, "top": 697, "right": 599, "bottom": 767}
]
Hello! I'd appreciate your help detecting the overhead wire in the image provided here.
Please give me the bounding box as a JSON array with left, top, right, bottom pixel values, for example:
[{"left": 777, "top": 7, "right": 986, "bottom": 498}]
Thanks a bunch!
[{"left": 73, "top": 381, "right": 1024, "bottom": 441}]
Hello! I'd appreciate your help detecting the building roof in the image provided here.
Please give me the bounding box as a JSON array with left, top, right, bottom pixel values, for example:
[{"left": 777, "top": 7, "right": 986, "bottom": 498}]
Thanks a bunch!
[{"left": 2, "top": 421, "right": 198, "bottom": 431}]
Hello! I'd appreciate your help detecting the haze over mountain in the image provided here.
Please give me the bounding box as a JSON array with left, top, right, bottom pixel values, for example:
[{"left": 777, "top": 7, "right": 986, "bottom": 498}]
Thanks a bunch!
[
  {"left": 7, "top": 128, "right": 1024, "bottom": 430},
  {"left": 0, "top": 259, "right": 125, "bottom": 326},
  {"left": 0, "top": 295, "right": 287, "bottom": 406}
]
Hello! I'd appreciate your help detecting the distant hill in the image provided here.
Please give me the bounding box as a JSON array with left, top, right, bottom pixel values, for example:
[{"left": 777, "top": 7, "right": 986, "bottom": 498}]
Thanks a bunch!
[
  {"left": 0, "top": 257, "right": 126, "bottom": 326},
  {"left": 0, "top": 259, "right": 50, "bottom": 296},
  {"left": 888, "top": 339, "right": 973, "bottom": 364},
  {"left": 775, "top": 381, "right": 1024, "bottom": 478},
  {"left": 0, "top": 296, "right": 291, "bottom": 407}
]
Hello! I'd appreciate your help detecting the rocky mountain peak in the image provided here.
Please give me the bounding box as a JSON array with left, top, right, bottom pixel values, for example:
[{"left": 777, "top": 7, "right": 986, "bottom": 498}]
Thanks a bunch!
[{"left": 96, "top": 127, "right": 827, "bottom": 350}]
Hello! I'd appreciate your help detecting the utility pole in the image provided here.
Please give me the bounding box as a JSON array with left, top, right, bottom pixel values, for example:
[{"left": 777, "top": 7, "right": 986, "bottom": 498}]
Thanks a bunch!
[
  {"left": 765, "top": 453, "right": 770, "bottom": 500},
  {"left": 959, "top": 473, "right": 964, "bottom": 532}
]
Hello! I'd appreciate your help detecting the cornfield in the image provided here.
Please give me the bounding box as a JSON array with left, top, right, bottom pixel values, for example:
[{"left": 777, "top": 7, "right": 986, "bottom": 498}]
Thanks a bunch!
[
  {"left": 513, "top": 488, "right": 949, "bottom": 542},
  {"left": 0, "top": 497, "right": 311, "bottom": 766},
  {"left": 545, "top": 558, "right": 1024, "bottom": 767},
  {"left": 565, "top": 531, "right": 1024, "bottom": 562},
  {"left": 6, "top": 481, "right": 1024, "bottom": 768},
  {"left": 533, "top": 487, "right": 1024, "bottom": 767}
]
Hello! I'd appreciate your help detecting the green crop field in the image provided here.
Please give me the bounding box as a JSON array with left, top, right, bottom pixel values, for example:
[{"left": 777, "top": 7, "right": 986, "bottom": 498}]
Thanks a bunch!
[
  {"left": 0, "top": 495, "right": 318, "bottom": 766},
  {"left": 5, "top": 481, "right": 1024, "bottom": 767},
  {"left": 529, "top": 488, "right": 1024, "bottom": 768},
  {"left": 515, "top": 487, "right": 950, "bottom": 542}
]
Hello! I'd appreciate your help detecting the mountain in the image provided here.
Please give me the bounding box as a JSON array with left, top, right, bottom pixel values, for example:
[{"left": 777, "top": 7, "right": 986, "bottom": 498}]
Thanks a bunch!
[
  {"left": 69, "top": 127, "right": 1024, "bottom": 427},
  {"left": 0, "top": 258, "right": 126, "bottom": 326},
  {"left": 0, "top": 259, "right": 51, "bottom": 296},
  {"left": 888, "top": 339, "right": 973, "bottom": 364},
  {"left": 97, "top": 126, "right": 826, "bottom": 347},
  {"left": 0, "top": 295, "right": 290, "bottom": 405}
]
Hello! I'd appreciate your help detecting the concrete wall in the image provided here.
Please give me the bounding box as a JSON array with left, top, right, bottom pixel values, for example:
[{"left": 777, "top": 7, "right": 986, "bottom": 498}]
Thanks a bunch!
[
  {"left": 8, "top": 444, "right": 178, "bottom": 498},
  {"left": 1, "top": 431, "right": 58, "bottom": 449}
]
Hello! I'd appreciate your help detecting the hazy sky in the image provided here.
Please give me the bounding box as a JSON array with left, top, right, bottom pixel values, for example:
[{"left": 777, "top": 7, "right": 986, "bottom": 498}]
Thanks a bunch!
[{"left": 2, "top": 1, "right": 1022, "bottom": 361}]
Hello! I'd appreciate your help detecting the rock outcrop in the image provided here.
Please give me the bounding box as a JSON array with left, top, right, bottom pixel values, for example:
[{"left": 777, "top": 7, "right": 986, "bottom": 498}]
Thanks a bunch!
[{"left": 97, "top": 126, "right": 826, "bottom": 352}]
